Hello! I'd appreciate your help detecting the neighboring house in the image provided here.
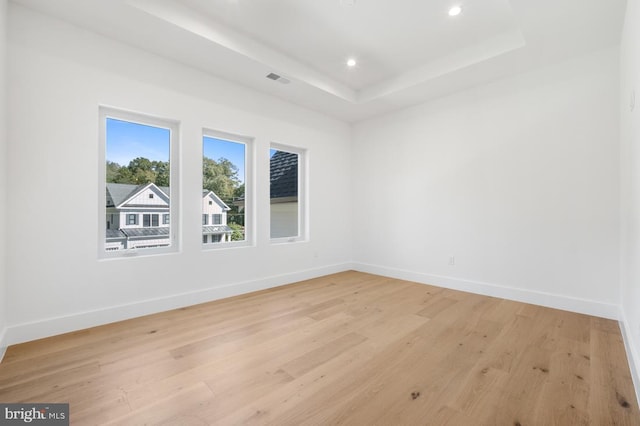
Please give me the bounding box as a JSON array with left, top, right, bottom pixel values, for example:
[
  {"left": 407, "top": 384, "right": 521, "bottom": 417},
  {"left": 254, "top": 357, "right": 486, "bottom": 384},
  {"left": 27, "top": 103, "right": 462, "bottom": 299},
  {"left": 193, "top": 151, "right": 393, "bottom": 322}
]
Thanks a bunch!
[
  {"left": 202, "top": 190, "right": 233, "bottom": 244},
  {"left": 269, "top": 150, "right": 298, "bottom": 238},
  {"left": 105, "top": 183, "right": 231, "bottom": 250}
]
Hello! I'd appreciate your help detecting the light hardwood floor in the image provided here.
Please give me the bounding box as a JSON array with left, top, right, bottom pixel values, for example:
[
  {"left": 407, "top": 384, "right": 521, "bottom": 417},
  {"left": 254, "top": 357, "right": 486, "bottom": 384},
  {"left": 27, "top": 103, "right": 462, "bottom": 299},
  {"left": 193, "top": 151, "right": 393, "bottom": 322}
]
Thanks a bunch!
[{"left": 0, "top": 271, "right": 638, "bottom": 425}]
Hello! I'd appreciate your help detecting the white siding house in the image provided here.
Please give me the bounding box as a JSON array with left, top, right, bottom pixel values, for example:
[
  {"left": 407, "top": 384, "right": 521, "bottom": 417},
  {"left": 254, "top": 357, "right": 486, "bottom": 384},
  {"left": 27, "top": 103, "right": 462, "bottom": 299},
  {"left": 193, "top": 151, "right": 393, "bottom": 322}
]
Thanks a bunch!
[
  {"left": 202, "top": 191, "right": 233, "bottom": 244},
  {"left": 105, "top": 183, "right": 231, "bottom": 250},
  {"left": 105, "top": 183, "right": 171, "bottom": 250}
]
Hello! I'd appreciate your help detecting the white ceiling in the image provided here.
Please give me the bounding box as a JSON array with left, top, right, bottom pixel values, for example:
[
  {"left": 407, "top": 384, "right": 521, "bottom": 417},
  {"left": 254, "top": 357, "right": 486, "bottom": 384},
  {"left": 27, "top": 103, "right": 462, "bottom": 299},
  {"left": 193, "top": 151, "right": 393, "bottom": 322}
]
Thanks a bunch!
[{"left": 11, "top": 0, "right": 627, "bottom": 122}]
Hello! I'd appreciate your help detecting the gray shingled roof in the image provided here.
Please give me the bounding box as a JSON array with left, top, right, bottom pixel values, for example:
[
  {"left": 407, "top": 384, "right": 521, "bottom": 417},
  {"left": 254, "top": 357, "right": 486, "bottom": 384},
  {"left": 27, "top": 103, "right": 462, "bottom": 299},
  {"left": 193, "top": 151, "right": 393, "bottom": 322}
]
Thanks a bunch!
[
  {"left": 106, "top": 229, "right": 126, "bottom": 239},
  {"left": 270, "top": 151, "right": 298, "bottom": 199},
  {"left": 121, "top": 227, "right": 170, "bottom": 238},
  {"left": 202, "top": 225, "right": 232, "bottom": 234},
  {"left": 106, "top": 183, "right": 170, "bottom": 207}
]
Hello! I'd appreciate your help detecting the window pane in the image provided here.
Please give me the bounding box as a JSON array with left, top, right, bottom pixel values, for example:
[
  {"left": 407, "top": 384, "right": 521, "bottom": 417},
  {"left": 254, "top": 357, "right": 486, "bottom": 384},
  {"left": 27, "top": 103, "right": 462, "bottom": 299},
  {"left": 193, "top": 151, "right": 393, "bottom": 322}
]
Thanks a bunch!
[
  {"left": 105, "top": 116, "right": 171, "bottom": 252},
  {"left": 270, "top": 148, "right": 300, "bottom": 239},
  {"left": 203, "top": 136, "right": 246, "bottom": 244}
]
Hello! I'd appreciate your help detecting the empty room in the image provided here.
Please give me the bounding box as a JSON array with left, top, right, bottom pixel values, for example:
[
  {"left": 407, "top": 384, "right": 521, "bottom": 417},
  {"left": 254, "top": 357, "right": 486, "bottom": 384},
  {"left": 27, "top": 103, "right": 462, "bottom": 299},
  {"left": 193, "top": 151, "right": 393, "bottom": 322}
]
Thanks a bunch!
[{"left": 0, "top": 0, "right": 639, "bottom": 424}]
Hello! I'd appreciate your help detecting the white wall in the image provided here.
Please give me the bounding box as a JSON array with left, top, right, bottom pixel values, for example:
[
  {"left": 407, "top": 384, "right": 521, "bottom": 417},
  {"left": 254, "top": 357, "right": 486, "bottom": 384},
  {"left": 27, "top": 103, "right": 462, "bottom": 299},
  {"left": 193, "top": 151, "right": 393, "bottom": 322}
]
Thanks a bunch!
[
  {"left": 0, "top": 0, "right": 8, "bottom": 358},
  {"left": 620, "top": 0, "right": 640, "bottom": 403},
  {"left": 4, "top": 4, "right": 352, "bottom": 345},
  {"left": 352, "top": 47, "right": 621, "bottom": 318}
]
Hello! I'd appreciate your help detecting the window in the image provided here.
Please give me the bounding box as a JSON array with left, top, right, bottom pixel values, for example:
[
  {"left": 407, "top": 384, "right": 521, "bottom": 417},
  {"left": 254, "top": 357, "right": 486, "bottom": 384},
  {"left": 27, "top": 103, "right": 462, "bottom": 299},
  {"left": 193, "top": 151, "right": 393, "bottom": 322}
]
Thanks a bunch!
[
  {"left": 203, "top": 235, "right": 207, "bottom": 244},
  {"left": 100, "top": 107, "right": 179, "bottom": 257},
  {"left": 163, "top": 214, "right": 170, "bottom": 225},
  {"left": 202, "top": 130, "right": 252, "bottom": 247},
  {"left": 270, "top": 144, "right": 306, "bottom": 241},
  {"left": 139, "top": 213, "right": 160, "bottom": 229},
  {"left": 202, "top": 214, "right": 208, "bottom": 225}
]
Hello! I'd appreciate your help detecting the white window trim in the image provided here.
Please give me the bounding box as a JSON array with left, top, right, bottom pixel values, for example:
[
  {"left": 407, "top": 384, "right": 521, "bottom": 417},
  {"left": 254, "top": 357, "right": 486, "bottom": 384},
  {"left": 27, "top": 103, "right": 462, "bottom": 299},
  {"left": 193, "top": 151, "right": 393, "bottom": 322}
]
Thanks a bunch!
[
  {"left": 202, "top": 128, "right": 254, "bottom": 250},
  {"left": 269, "top": 142, "right": 308, "bottom": 244},
  {"left": 98, "top": 106, "right": 180, "bottom": 259}
]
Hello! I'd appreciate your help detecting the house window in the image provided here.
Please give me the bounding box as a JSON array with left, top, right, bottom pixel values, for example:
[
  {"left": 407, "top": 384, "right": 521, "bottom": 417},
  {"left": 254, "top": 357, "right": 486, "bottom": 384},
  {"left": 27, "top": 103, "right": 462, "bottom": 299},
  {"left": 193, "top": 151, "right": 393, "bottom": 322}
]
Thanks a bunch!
[
  {"left": 202, "top": 130, "right": 252, "bottom": 247},
  {"left": 211, "top": 234, "right": 222, "bottom": 243},
  {"left": 163, "top": 214, "right": 170, "bottom": 225},
  {"left": 202, "top": 214, "right": 208, "bottom": 225},
  {"left": 100, "top": 107, "right": 179, "bottom": 257},
  {"left": 143, "top": 213, "right": 161, "bottom": 228},
  {"left": 203, "top": 235, "right": 207, "bottom": 244},
  {"left": 270, "top": 144, "right": 305, "bottom": 241}
]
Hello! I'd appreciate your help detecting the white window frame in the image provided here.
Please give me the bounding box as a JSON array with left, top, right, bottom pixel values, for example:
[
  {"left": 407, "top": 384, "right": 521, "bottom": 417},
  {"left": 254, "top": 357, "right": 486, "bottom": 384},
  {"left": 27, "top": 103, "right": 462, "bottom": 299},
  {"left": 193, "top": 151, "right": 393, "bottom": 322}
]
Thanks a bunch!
[
  {"left": 202, "top": 128, "right": 254, "bottom": 250},
  {"left": 269, "top": 143, "right": 307, "bottom": 244},
  {"left": 98, "top": 106, "right": 180, "bottom": 259}
]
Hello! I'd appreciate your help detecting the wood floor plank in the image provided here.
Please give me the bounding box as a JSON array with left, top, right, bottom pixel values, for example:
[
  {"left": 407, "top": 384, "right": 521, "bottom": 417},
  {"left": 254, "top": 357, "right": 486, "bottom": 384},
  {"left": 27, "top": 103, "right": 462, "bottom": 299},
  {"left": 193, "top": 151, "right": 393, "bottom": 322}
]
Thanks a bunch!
[
  {"left": 0, "top": 271, "right": 637, "bottom": 425},
  {"left": 588, "top": 327, "right": 639, "bottom": 425}
]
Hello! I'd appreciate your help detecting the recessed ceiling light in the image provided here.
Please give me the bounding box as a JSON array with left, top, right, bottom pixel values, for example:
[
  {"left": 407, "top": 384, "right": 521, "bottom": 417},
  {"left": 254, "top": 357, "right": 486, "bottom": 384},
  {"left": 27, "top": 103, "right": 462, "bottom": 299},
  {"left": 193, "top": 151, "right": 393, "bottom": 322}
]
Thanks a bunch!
[
  {"left": 341, "top": 0, "right": 356, "bottom": 6},
  {"left": 347, "top": 58, "right": 357, "bottom": 68},
  {"left": 448, "top": 5, "right": 462, "bottom": 16}
]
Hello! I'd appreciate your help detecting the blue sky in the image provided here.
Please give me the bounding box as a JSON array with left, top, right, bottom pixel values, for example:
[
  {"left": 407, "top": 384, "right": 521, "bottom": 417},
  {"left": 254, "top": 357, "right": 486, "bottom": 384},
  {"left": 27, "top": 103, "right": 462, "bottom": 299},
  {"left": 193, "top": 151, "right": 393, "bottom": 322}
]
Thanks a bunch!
[
  {"left": 106, "top": 119, "right": 246, "bottom": 183},
  {"left": 203, "top": 136, "right": 245, "bottom": 183},
  {"left": 106, "top": 118, "right": 170, "bottom": 165}
]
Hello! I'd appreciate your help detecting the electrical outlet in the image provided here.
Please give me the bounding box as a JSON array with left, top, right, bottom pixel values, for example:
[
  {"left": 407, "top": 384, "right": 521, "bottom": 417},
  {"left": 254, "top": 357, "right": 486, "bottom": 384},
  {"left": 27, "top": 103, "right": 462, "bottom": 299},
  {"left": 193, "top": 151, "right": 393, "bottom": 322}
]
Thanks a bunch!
[{"left": 449, "top": 256, "right": 455, "bottom": 266}]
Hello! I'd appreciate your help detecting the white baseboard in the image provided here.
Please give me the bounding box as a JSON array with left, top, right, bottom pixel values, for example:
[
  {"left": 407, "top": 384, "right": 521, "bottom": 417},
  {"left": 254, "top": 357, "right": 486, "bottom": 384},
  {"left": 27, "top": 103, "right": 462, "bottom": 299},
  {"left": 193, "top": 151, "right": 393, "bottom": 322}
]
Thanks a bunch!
[
  {"left": 352, "top": 262, "right": 620, "bottom": 320},
  {"left": 3, "top": 262, "right": 353, "bottom": 346},
  {"left": 0, "top": 262, "right": 622, "bottom": 346},
  {"left": 620, "top": 307, "right": 640, "bottom": 408}
]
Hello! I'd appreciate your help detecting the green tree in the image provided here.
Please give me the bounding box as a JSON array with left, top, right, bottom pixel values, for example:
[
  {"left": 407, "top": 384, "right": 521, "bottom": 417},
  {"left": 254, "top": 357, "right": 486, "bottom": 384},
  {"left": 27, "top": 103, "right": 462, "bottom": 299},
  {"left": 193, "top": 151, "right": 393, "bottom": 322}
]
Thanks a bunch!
[
  {"left": 126, "top": 157, "right": 156, "bottom": 185},
  {"left": 234, "top": 183, "right": 245, "bottom": 199},
  {"left": 106, "top": 157, "right": 170, "bottom": 187},
  {"left": 106, "top": 161, "right": 122, "bottom": 183},
  {"left": 153, "top": 160, "right": 170, "bottom": 186},
  {"left": 202, "top": 157, "right": 240, "bottom": 201},
  {"left": 228, "top": 223, "right": 244, "bottom": 241}
]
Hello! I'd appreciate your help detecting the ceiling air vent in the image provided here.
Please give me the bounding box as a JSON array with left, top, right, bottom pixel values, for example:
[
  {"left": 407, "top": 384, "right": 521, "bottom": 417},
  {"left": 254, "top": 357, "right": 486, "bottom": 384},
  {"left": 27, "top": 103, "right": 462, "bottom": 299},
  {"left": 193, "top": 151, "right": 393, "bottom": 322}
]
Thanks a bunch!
[{"left": 266, "top": 73, "right": 290, "bottom": 85}]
